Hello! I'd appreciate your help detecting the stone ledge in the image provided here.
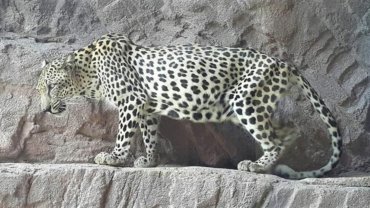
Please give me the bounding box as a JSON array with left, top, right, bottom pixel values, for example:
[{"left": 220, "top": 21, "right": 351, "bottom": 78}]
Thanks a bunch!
[{"left": 0, "top": 163, "right": 369, "bottom": 208}]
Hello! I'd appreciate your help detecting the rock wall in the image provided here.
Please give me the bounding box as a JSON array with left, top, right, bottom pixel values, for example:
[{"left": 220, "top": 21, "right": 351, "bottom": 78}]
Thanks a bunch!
[{"left": 0, "top": 0, "right": 369, "bottom": 176}]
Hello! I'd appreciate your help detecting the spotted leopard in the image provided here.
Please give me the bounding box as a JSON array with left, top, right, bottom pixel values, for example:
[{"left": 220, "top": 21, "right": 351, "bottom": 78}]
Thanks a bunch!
[{"left": 36, "top": 33, "right": 341, "bottom": 179}]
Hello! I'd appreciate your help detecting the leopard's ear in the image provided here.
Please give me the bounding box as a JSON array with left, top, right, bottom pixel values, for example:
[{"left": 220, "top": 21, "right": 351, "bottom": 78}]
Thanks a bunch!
[
  {"left": 63, "top": 53, "right": 76, "bottom": 74},
  {"left": 65, "top": 53, "right": 75, "bottom": 66},
  {"left": 41, "top": 60, "right": 48, "bottom": 68}
]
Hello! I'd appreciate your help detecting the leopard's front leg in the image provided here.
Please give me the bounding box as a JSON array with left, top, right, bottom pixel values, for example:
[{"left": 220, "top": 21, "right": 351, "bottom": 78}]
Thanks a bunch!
[
  {"left": 134, "top": 113, "right": 160, "bottom": 168},
  {"left": 94, "top": 105, "right": 140, "bottom": 166}
]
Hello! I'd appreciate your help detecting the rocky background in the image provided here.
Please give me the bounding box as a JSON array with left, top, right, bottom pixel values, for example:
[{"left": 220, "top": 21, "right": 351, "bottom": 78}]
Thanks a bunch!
[{"left": 0, "top": 0, "right": 370, "bottom": 177}]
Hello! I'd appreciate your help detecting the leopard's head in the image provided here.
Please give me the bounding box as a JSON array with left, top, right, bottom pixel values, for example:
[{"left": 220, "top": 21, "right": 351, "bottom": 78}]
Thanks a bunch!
[{"left": 36, "top": 53, "right": 78, "bottom": 114}]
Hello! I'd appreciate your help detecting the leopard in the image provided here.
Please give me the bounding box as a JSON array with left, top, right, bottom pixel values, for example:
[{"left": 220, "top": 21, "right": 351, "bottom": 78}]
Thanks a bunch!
[{"left": 36, "top": 33, "right": 341, "bottom": 179}]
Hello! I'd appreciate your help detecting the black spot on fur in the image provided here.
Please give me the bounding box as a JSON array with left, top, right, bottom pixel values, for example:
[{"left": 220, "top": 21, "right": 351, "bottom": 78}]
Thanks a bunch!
[
  {"left": 193, "top": 113, "right": 202, "bottom": 120},
  {"left": 168, "top": 110, "right": 179, "bottom": 118}
]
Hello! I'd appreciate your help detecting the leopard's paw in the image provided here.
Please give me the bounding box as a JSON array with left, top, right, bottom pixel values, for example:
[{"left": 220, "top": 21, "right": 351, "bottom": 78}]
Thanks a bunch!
[
  {"left": 237, "top": 160, "right": 267, "bottom": 173},
  {"left": 94, "top": 152, "right": 121, "bottom": 166},
  {"left": 134, "top": 156, "right": 157, "bottom": 168}
]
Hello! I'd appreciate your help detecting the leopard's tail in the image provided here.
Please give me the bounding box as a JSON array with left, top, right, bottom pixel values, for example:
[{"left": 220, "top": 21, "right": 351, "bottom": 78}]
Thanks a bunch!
[{"left": 274, "top": 66, "right": 342, "bottom": 179}]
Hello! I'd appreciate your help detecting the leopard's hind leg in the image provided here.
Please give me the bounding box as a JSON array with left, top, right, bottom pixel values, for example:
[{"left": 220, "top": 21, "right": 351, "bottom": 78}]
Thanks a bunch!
[
  {"left": 231, "top": 65, "right": 291, "bottom": 173},
  {"left": 233, "top": 110, "right": 286, "bottom": 173}
]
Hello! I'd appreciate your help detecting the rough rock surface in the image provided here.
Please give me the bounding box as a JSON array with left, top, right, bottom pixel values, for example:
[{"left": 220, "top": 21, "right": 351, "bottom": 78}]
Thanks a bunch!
[
  {"left": 0, "top": 0, "right": 369, "bottom": 177},
  {"left": 0, "top": 163, "right": 370, "bottom": 208}
]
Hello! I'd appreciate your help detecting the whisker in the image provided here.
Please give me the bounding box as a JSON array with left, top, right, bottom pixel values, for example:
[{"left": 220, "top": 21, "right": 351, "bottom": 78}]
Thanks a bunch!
[{"left": 65, "top": 102, "right": 84, "bottom": 105}]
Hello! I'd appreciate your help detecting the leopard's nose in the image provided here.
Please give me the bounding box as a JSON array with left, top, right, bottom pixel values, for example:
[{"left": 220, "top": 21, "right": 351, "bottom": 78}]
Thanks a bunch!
[{"left": 43, "top": 106, "right": 52, "bottom": 113}]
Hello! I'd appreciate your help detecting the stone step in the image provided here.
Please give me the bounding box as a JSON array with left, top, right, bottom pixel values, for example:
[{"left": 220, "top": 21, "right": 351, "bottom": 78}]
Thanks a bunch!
[{"left": 0, "top": 163, "right": 369, "bottom": 208}]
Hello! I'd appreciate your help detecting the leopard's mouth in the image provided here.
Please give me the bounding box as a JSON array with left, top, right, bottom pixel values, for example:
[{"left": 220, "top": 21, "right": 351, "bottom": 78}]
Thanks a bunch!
[{"left": 44, "top": 100, "right": 66, "bottom": 114}]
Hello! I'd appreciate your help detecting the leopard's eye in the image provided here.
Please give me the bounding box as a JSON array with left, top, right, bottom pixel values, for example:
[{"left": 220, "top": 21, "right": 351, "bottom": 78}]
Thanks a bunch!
[{"left": 48, "top": 84, "right": 56, "bottom": 90}]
